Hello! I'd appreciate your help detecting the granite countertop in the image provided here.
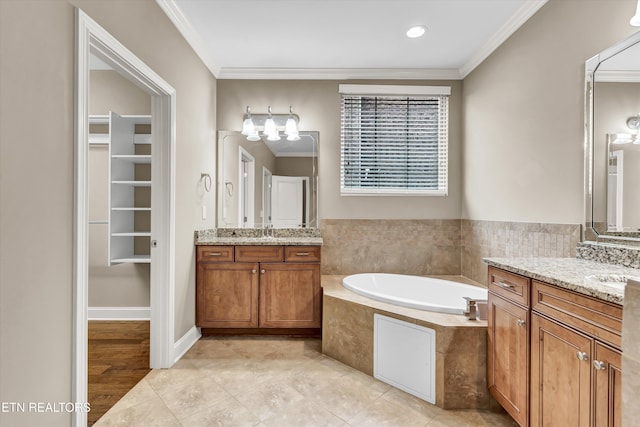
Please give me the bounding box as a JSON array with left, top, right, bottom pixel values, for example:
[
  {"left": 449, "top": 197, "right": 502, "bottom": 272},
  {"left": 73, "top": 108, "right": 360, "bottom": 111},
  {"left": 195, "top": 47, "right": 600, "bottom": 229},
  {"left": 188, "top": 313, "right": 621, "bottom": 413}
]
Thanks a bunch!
[
  {"left": 196, "top": 236, "right": 323, "bottom": 246},
  {"left": 194, "top": 228, "right": 323, "bottom": 246},
  {"left": 484, "top": 257, "right": 640, "bottom": 305}
]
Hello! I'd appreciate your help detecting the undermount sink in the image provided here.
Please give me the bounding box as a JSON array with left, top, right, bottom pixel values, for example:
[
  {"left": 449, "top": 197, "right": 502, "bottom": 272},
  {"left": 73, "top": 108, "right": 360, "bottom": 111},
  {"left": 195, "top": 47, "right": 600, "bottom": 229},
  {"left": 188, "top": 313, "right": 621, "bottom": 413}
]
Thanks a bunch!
[{"left": 585, "top": 274, "right": 639, "bottom": 285}]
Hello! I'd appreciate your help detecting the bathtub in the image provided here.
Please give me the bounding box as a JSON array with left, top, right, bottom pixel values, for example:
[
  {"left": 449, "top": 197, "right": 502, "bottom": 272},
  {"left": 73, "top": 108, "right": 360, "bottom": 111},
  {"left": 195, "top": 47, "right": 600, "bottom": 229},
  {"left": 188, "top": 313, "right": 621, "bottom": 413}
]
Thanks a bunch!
[{"left": 342, "top": 273, "right": 488, "bottom": 314}]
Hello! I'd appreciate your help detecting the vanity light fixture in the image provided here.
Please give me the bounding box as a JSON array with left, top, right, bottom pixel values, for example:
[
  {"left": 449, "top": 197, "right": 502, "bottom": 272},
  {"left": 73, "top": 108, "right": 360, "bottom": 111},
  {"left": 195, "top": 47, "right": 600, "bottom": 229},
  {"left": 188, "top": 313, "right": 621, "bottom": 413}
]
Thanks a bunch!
[
  {"left": 406, "top": 25, "right": 426, "bottom": 38},
  {"left": 631, "top": 0, "right": 640, "bottom": 26},
  {"left": 241, "top": 106, "right": 260, "bottom": 141},
  {"left": 241, "top": 106, "right": 300, "bottom": 142}
]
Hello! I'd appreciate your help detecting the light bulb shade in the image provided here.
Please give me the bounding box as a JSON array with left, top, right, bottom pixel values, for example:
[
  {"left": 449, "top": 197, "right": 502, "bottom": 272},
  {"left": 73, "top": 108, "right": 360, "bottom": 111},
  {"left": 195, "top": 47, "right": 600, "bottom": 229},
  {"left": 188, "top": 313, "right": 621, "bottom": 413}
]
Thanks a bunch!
[
  {"left": 286, "top": 132, "right": 300, "bottom": 141},
  {"left": 241, "top": 117, "right": 255, "bottom": 135},
  {"left": 267, "top": 132, "right": 281, "bottom": 141},
  {"left": 264, "top": 117, "right": 277, "bottom": 136},
  {"left": 632, "top": 0, "right": 640, "bottom": 26},
  {"left": 246, "top": 131, "right": 260, "bottom": 141},
  {"left": 285, "top": 117, "right": 298, "bottom": 136}
]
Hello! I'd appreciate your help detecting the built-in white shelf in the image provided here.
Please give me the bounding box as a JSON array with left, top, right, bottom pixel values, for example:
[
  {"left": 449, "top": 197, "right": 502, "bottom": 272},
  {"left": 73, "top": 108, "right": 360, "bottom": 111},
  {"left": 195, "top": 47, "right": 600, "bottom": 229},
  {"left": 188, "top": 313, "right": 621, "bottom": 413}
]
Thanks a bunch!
[
  {"left": 89, "top": 133, "right": 110, "bottom": 145},
  {"left": 112, "top": 232, "right": 152, "bottom": 237},
  {"left": 92, "top": 112, "right": 153, "bottom": 266},
  {"left": 111, "top": 180, "right": 152, "bottom": 187},
  {"left": 111, "top": 255, "right": 151, "bottom": 264},
  {"left": 112, "top": 154, "right": 151, "bottom": 164}
]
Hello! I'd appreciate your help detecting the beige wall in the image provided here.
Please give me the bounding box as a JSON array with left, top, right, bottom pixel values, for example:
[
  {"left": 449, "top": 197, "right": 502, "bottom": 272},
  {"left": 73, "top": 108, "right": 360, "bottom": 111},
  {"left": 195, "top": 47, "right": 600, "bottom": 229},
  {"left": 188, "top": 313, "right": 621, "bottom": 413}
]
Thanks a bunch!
[
  {"left": 217, "top": 79, "right": 463, "bottom": 220},
  {"left": 462, "top": 0, "right": 637, "bottom": 224},
  {"left": 89, "top": 70, "right": 151, "bottom": 308},
  {"left": 0, "top": 1, "right": 216, "bottom": 426}
]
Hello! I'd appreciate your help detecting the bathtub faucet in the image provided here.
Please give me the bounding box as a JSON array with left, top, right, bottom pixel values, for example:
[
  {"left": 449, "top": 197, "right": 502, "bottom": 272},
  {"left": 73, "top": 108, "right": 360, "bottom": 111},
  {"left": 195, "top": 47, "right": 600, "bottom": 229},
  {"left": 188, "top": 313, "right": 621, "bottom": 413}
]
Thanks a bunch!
[{"left": 463, "top": 297, "right": 488, "bottom": 321}]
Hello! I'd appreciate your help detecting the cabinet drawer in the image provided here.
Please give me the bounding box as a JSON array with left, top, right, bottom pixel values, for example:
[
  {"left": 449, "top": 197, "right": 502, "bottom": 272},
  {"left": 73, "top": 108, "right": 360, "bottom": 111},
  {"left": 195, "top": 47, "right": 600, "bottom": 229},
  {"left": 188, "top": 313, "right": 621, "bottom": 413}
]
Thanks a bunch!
[
  {"left": 284, "top": 246, "right": 321, "bottom": 262},
  {"left": 235, "top": 245, "right": 284, "bottom": 262},
  {"left": 532, "top": 281, "right": 622, "bottom": 349},
  {"left": 488, "top": 267, "right": 530, "bottom": 306},
  {"left": 197, "top": 245, "right": 234, "bottom": 262}
]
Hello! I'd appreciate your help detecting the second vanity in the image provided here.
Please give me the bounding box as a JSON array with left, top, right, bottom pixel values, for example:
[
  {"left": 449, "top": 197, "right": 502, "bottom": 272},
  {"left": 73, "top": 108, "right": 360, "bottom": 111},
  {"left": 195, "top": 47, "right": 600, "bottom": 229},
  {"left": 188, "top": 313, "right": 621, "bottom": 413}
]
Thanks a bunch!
[
  {"left": 194, "top": 229, "right": 323, "bottom": 335},
  {"left": 484, "top": 257, "right": 638, "bottom": 427}
]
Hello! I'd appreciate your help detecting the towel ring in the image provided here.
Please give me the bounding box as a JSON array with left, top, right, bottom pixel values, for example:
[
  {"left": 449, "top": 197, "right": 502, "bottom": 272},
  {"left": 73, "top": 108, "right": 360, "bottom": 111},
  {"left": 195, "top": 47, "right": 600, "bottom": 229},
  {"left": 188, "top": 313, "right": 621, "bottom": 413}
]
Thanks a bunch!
[{"left": 200, "top": 173, "right": 212, "bottom": 192}]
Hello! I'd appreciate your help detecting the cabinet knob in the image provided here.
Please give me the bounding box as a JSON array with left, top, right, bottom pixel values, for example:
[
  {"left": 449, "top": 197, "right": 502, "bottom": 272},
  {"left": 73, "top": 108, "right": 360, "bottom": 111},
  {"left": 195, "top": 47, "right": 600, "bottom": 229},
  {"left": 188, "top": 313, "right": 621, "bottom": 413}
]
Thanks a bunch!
[
  {"left": 593, "top": 360, "right": 607, "bottom": 370},
  {"left": 261, "top": 269, "right": 266, "bottom": 274},
  {"left": 516, "top": 319, "right": 526, "bottom": 327},
  {"left": 576, "top": 351, "right": 589, "bottom": 361},
  {"left": 252, "top": 269, "right": 257, "bottom": 274}
]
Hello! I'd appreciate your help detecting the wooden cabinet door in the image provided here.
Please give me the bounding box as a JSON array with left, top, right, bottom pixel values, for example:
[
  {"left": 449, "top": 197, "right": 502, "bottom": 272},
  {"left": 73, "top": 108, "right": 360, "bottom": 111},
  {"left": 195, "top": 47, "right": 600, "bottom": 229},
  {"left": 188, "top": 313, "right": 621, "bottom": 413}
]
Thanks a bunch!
[
  {"left": 593, "top": 343, "right": 622, "bottom": 427},
  {"left": 531, "top": 314, "right": 592, "bottom": 427},
  {"left": 196, "top": 262, "right": 259, "bottom": 328},
  {"left": 487, "top": 292, "right": 529, "bottom": 427},
  {"left": 259, "top": 263, "right": 321, "bottom": 328}
]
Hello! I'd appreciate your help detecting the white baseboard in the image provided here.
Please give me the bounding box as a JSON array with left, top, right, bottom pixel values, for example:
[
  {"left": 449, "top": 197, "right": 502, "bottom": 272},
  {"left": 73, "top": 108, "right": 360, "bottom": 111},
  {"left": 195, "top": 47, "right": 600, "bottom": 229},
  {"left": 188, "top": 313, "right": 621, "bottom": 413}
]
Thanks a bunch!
[
  {"left": 173, "top": 326, "right": 201, "bottom": 365},
  {"left": 88, "top": 307, "right": 151, "bottom": 320}
]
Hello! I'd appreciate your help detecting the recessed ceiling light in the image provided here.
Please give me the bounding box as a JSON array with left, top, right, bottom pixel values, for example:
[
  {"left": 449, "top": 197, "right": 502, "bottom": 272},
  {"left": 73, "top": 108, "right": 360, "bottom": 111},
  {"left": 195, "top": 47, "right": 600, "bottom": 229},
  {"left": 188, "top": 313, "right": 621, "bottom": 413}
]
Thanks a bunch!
[{"left": 406, "top": 25, "right": 426, "bottom": 38}]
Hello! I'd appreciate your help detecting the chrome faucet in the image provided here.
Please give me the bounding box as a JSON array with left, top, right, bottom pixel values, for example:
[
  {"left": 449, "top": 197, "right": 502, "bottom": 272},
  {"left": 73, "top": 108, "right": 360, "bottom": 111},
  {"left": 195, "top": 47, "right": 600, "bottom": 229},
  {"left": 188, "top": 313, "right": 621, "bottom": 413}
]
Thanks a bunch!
[
  {"left": 463, "top": 298, "right": 477, "bottom": 320},
  {"left": 463, "top": 297, "right": 488, "bottom": 320}
]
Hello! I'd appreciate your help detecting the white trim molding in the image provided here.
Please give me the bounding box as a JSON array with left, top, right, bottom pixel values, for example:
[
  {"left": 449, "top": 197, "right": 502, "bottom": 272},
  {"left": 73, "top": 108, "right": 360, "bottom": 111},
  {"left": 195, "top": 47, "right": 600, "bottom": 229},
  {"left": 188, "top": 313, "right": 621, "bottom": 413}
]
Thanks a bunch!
[
  {"left": 88, "top": 307, "right": 151, "bottom": 320},
  {"left": 217, "top": 67, "right": 463, "bottom": 80},
  {"left": 155, "top": 0, "right": 221, "bottom": 76},
  {"left": 338, "top": 84, "right": 451, "bottom": 96},
  {"left": 173, "top": 326, "right": 202, "bottom": 365},
  {"left": 459, "top": 0, "right": 548, "bottom": 78}
]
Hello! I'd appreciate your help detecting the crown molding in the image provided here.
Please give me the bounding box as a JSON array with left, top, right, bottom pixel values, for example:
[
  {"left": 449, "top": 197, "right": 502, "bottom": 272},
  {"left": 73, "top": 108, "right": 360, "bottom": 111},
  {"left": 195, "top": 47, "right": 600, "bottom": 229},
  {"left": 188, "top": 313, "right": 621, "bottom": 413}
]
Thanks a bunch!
[
  {"left": 155, "top": 0, "right": 221, "bottom": 76},
  {"left": 216, "top": 67, "right": 463, "bottom": 80},
  {"left": 157, "top": 0, "right": 546, "bottom": 81},
  {"left": 459, "top": 0, "right": 548, "bottom": 78}
]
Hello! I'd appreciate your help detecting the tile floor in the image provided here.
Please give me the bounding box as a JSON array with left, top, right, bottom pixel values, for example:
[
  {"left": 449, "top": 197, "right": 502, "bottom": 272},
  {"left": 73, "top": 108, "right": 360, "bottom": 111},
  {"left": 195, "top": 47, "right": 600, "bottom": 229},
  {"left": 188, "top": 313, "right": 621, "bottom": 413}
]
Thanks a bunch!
[{"left": 95, "top": 337, "right": 518, "bottom": 427}]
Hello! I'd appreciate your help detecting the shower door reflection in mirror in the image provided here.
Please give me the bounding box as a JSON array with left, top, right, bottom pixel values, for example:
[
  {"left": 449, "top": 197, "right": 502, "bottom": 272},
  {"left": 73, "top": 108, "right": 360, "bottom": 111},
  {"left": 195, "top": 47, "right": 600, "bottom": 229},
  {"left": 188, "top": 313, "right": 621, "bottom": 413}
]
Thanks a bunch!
[{"left": 217, "top": 130, "right": 318, "bottom": 229}]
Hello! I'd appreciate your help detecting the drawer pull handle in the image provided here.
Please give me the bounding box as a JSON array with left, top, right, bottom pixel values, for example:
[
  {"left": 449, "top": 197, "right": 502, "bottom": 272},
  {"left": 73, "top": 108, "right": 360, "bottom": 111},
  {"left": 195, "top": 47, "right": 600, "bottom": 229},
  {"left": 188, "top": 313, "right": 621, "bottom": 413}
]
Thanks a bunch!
[
  {"left": 206, "top": 252, "right": 222, "bottom": 257},
  {"left": 516, "top": 319, "right": 526, "bottom": 327},
  {"left": 576, "top": 351, "right": 589, "bottom": 361},
  {"left": 593, "top": 360, "right": 606, "bottom": 370},
  {"left": 296, "top": 252, "right": 310, "bottom": 256},
  {"left": 494, "top": 281, "right": 515, "bottom": 290}
]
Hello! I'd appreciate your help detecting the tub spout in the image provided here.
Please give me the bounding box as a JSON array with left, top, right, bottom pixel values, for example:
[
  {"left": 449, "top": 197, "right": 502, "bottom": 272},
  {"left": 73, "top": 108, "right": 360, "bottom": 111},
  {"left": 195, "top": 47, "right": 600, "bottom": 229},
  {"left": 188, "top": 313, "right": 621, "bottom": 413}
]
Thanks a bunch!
[
  {"left": 463, "top": 297, "right": 488, "bottom": 320},
  {"left": 463, "top": 297, "right": 477, "bottom": 320}
]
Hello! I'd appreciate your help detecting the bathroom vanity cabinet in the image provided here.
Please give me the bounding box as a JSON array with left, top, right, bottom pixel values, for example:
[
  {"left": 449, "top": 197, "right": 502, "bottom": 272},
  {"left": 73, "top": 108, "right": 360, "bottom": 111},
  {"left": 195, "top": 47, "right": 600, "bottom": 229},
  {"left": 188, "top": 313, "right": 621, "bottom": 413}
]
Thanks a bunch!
[
  {"left": 196, "top": 245, "right": 321, "bottom": 333},
  {"left": 487, "top": 267, "right": 530, "bottom": 427},
  {"left": 487, "top": 266, "right": 623, "bottom": 427}
]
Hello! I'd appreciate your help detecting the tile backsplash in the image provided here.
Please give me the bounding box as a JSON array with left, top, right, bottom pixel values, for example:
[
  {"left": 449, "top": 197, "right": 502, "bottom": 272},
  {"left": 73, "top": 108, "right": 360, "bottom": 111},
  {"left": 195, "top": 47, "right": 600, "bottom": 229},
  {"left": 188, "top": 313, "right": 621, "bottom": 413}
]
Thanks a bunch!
[
  {"left": 461, "top": 220, "right": 581, "bottom": 284},
  {"left": 319, "top": 219, "right": 581, "bottom": 283},
  {"left": 320, "top": 219, "right": 461, "bottom": 275}
]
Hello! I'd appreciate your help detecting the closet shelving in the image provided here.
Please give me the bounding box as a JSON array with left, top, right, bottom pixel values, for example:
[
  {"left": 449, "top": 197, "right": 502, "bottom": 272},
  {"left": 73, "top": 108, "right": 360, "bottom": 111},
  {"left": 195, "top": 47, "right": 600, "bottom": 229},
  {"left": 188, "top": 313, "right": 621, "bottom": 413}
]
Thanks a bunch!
[{"left": 89, "top": 112, "right": 152, "bottom": 265}]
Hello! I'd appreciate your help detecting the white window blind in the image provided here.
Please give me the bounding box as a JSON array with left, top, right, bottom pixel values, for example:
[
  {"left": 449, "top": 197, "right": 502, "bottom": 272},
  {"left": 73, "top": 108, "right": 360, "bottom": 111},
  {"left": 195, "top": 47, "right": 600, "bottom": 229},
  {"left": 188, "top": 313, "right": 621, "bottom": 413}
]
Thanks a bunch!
[{"left": 340, "top": 86, "right": 449, "bottom": 196}]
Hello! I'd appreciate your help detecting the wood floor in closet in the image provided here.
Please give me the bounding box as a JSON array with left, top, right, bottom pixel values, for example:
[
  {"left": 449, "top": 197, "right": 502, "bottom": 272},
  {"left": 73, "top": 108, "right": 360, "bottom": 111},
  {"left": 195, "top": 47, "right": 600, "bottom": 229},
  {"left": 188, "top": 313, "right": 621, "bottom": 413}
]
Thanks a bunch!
[{"left": 88, "top": 320, "right": 150, "bottom": 426}]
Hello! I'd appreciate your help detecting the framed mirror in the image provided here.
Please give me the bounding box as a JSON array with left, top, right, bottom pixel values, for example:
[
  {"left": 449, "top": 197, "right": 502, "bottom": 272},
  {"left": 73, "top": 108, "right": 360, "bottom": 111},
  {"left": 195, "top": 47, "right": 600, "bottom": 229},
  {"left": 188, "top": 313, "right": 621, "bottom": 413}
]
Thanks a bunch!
[
  {"left": 216, "top": 130, "right": 319, "bottom": 229},
  {"left": 585, "top": 31, "right": 640, "bottom": 242}
]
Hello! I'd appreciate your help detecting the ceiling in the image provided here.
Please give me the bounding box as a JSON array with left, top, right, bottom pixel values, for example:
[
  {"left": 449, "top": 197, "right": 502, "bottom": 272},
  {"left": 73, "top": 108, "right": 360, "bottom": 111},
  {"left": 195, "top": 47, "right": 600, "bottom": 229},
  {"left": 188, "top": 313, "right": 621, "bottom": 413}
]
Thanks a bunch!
[{"left": 156, "top": 0, "right": 548, "bottom": 80}]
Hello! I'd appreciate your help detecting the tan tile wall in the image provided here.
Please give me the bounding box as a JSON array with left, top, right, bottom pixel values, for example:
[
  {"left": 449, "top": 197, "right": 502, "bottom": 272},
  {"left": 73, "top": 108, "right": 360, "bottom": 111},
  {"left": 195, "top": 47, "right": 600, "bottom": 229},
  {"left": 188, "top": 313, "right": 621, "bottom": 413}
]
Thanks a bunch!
[
  {"left": 322, "top": 294, "right": 496, "bottom": 409},
  {"left": 320, "top": 219, "right": 461, "bottom": 275},
  {"left": 319, "top": 219, "right": 581, "bottom": 282},
  {"left": 461, "top": 220, "right": 581, "bottom": 284}
]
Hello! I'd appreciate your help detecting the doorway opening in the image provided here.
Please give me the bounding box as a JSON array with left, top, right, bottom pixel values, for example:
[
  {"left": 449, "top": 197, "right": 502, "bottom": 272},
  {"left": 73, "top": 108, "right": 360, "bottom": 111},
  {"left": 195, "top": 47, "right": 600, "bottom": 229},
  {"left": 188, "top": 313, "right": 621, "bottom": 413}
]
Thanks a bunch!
[{"left": 75, "top": 9, "right": 176, "bottom": 427}]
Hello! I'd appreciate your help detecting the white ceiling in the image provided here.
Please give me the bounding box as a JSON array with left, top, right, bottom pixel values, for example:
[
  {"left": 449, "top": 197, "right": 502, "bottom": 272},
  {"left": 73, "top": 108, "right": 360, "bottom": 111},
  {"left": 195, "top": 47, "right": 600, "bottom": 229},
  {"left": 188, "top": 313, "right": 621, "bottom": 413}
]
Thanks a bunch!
[{"left": 156, "top": 0, "right": 548, "bottom": 80}]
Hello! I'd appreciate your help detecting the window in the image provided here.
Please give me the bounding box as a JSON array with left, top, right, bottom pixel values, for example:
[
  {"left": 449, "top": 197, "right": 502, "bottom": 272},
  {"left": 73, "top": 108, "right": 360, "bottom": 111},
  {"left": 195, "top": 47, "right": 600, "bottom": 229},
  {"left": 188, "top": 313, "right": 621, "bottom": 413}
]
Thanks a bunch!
[{"left": 340, "top": 85, "right": 450, "bottom": 196}]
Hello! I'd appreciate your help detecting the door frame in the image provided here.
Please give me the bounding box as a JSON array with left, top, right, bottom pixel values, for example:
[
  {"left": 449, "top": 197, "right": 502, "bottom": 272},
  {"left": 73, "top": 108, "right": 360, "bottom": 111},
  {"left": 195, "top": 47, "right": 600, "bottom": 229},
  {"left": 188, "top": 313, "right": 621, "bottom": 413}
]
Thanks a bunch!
[
  {"left": 74, "top": 9, "right": 176, "bottom": 427},
  {"left": 238, "top": 146, "right": 255, "bottom": 227}
]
